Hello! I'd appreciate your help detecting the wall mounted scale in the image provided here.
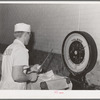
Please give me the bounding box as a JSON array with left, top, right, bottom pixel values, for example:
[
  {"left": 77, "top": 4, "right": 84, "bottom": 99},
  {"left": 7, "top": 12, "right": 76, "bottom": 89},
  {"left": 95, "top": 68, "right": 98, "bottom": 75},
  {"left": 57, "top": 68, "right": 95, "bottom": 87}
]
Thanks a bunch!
[{"left": 62, "top": 31, "right": 98, "bottom": 90}]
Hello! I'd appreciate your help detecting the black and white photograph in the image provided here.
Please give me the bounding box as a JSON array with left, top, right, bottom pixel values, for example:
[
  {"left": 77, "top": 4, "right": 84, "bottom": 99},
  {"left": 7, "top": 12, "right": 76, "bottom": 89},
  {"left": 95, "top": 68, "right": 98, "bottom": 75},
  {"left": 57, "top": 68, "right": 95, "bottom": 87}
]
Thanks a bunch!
[{"left": 0, "top": 1, "right": 100, "bottom": 99}]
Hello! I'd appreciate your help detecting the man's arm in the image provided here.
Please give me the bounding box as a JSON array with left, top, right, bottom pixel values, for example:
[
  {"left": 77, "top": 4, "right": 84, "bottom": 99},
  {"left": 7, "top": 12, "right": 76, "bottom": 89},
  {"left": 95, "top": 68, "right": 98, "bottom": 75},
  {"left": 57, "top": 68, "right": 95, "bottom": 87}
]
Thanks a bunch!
[{"left": 12, "top": 65, "right": 38, "bottom": 82}]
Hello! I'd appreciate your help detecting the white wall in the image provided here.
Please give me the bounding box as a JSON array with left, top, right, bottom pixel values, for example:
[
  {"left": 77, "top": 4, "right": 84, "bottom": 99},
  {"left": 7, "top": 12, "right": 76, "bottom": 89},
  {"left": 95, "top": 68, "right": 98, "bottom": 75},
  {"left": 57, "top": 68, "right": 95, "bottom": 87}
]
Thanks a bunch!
[
  {"left": 0, "top": 4, "right": 79, "bottom": 54},
  {"left": 0, "top": 5, "right": 3, "bottom": 37},
  {"left": 0, "top": 4, "right": 100, "bottom": 61},
  {"left": 79, "top": 4, "right": 100, "bottom": 61}
]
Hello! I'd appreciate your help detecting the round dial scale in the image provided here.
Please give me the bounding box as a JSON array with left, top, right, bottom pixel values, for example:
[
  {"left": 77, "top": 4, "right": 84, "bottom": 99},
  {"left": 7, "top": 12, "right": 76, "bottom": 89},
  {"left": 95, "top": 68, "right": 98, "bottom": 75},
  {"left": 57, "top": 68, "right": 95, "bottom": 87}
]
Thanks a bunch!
[{"left": 62, "top": 31, "right": 97, "bottom": 76}]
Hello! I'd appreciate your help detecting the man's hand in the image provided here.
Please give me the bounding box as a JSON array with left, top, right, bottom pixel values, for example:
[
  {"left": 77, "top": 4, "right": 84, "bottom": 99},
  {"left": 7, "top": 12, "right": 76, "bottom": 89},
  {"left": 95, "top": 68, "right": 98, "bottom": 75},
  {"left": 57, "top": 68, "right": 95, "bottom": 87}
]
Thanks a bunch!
[
  {"left": 30, "top": 64, "right": 41, "bottom": 72},
  {"left": 28, "top": 72, "right": 38, "bottom": 82}
]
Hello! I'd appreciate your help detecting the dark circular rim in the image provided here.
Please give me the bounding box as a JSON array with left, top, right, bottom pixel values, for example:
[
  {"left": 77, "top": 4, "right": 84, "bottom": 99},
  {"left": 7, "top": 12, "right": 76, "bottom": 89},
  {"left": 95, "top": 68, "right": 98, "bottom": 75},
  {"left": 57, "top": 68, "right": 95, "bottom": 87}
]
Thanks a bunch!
[{"left": 62, "top": 31, "right": 98, "bottom": 76}]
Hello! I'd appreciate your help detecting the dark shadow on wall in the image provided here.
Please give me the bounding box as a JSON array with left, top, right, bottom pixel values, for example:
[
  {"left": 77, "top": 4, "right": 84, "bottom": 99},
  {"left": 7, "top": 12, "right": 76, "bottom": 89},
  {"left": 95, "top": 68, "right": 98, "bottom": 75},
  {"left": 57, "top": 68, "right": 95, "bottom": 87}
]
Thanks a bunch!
[
  {"left": 25, "top": 31, "right": 70, "bottom": 76},
  {"left": 26, "top": 31, "right": 35, "bottom": 51},
  {"left": 26, "top": 32, "right": 35, "bottom": 65}
]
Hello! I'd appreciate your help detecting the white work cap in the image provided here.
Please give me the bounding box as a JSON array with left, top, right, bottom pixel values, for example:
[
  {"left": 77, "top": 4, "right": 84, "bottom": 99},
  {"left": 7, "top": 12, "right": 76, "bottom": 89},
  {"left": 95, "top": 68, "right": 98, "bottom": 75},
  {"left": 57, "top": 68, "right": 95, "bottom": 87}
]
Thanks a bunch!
[{"left": 14, "top": 23, "right": 31, "bottom": 32}]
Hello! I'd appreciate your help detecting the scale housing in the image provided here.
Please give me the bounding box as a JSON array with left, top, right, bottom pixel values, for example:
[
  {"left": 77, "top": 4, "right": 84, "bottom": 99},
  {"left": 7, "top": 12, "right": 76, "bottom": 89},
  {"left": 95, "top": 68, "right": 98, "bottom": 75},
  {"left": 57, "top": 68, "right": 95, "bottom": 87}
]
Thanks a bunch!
[{"left": 62, "top": 31, "right": 98, "bottom": 90}]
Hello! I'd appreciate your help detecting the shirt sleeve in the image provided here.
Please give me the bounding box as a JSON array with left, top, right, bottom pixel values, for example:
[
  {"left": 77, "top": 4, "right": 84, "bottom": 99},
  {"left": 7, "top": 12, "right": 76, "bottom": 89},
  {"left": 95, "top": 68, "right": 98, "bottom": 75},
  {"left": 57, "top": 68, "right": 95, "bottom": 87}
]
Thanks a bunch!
[{"left": 13, "top": 48, "right": 29, "bottom": 68}]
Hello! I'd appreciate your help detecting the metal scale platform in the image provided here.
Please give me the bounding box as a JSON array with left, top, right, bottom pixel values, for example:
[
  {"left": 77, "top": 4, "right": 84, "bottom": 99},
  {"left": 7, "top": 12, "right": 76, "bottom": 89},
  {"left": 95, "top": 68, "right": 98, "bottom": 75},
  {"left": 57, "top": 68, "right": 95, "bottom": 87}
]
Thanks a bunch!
[{"left": 62, "top": 31, "right": 98, "bottom": 90}]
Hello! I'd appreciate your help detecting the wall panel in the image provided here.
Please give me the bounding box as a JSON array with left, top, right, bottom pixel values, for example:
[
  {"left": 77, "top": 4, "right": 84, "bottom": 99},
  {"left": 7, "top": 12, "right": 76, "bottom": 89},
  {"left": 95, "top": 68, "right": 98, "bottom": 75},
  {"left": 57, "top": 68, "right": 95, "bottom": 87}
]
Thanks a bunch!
[{"left": 0, "top": 4, "right": 79, "bottom": 54}]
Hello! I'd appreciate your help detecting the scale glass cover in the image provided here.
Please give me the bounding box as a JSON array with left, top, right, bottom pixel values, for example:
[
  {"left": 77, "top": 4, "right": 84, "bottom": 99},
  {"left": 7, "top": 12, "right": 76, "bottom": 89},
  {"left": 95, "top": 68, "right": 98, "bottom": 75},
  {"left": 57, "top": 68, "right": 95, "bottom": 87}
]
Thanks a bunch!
[{"left": 62, "top": 31, "right": 97, "bottom": 76}]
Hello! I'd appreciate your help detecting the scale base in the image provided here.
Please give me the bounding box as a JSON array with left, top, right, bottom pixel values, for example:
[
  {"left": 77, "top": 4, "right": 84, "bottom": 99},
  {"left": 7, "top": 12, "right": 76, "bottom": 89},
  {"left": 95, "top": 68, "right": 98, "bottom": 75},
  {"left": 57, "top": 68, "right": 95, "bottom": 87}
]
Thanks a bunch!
[{"left": 69, "top": 74, "right": 89, "bottom": 90}]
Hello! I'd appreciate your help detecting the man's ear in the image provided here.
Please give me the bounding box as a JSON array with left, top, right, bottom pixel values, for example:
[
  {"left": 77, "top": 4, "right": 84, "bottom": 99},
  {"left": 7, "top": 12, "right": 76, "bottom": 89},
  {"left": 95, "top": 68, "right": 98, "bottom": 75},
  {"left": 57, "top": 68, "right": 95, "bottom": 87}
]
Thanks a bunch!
[{"left": 22, "top": 33, "right": 27, "bottom": 40}]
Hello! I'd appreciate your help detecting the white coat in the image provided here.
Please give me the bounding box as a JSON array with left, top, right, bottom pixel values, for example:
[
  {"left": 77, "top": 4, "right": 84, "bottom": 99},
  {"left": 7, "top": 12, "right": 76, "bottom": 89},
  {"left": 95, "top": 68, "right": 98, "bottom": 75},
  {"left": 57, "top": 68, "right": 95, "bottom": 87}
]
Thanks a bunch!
[{"left": 0, "top": 39, "right": 29, "bottom": 90}]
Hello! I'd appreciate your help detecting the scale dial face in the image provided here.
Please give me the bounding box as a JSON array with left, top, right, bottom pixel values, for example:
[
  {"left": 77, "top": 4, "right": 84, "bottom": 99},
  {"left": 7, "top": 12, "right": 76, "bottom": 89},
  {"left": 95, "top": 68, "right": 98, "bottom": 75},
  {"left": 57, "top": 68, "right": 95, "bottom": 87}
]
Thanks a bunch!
[
  {"left": 62, "top": 31, "right": 97, "bottom": 75},
  {"left": 63, "top": 33, "right": 89, "bottom": 72}
]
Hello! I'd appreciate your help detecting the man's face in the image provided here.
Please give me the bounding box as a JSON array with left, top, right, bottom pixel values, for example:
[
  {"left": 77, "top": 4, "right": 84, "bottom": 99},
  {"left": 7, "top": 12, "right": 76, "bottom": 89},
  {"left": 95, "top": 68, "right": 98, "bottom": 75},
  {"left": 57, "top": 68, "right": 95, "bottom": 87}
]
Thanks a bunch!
[{"left": 24, "top": 32, "right": 31, "bottom": 45}]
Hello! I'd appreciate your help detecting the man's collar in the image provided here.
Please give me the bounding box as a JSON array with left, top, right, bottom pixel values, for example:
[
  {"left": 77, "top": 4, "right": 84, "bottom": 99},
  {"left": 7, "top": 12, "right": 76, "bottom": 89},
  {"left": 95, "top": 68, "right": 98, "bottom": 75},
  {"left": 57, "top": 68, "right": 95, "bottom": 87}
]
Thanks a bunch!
[{"left": 13, "top": 39, "right": 26, "bottom": 48}]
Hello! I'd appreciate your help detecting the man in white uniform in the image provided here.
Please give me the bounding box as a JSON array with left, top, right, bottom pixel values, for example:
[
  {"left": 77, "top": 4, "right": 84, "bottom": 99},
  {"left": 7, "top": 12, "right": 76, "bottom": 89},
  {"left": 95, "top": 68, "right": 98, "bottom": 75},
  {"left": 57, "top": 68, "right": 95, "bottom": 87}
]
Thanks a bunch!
[{"left": 0, "top": 23, "right": 39, "bottom": 90}]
